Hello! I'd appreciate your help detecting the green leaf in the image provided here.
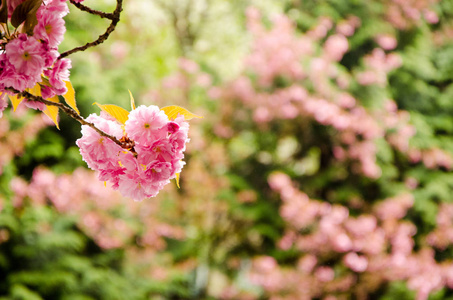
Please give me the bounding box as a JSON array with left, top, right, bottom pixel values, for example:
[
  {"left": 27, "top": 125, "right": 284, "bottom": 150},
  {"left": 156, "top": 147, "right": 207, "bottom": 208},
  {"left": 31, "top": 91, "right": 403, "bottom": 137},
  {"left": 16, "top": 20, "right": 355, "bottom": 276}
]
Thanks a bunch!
[
  {"left": 10, "top": 284, "right": 43, "bottom": 300},
  {"left": 63, "top": 81, "right": 80, "bottom": 115},
  {"left": 94, "top": 102, "right": 129, "bottom": 124},
  {"left": 161, "top": 105, "right": 202, "bottom": 121},
  {"left": 11, "top": 0, "right": 42, "bottom": 28}
]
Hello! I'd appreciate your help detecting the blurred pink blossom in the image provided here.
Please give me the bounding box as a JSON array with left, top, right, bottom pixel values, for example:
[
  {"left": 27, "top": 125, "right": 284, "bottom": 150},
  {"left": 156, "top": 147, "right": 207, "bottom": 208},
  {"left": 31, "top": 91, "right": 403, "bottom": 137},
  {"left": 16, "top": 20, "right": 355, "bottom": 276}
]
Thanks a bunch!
[
  {"left": 343, "top": 252, "right": 368, "bottom": 272},
  {"left": 324, "top": 35, "right": 349, "bottom": 61},
  {"left": 375, "top": 34, "right": 398, "bottom": 50}
]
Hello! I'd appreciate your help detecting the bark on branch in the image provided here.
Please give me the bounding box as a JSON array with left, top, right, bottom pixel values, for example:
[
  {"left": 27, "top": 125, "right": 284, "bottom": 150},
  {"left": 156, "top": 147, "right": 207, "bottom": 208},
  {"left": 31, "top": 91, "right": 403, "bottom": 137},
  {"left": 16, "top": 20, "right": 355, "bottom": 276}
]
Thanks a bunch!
[
  {"left": 59, "top": 0, "right": 123, "bottom": 59},
  {"left": 15, "top": 89, "right": 126, "bottom": 149}
]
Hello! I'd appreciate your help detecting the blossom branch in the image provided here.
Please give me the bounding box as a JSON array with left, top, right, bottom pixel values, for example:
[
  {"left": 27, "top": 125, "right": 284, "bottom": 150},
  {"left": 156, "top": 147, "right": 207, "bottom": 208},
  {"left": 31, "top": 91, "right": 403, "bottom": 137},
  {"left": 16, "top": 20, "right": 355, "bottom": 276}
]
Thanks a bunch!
[
  {"left": 9, "top": 88, "right": 126, "bottom": 149},
  {"left": 59, "top": 0, "right": 123, "bottom": 59},
  {"left": 68, "top": 0, "right": 115, "bottom": 20}
]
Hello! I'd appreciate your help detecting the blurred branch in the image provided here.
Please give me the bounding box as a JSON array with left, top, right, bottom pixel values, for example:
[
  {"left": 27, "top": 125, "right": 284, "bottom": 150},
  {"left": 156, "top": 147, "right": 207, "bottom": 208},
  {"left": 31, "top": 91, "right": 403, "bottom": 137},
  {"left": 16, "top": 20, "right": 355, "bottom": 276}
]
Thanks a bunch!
[
  {"left": 193, "top": 0, "right": 212, "bottom": 38},
  {"left": 154, "top": 0, "right": 187, "bottom": 55},
  {"left": 154, "top": 0, "right": 212, "bottom": 56},
  {"left": 59, "top": 0, "right": 123, "bottom": 59}
]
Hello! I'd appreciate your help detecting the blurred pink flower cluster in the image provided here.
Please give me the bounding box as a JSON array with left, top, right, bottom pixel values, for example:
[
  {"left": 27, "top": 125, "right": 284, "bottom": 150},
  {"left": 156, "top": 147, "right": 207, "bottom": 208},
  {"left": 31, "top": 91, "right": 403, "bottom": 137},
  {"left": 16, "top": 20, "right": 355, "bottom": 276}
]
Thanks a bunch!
[
  {"left": 356, "top": 48, "right": 402, "bottom": 86},
  {"left": 0, "top": 110, "right": 49, "bottom": 175},
  {"left": 383, "top": 0, "right": 439, "bottom": 29},
  {"left": 245, "top": 9, "right": 312, "bottom": 87},
  {"left": 248, "top": 172, "right": 453, "bottom": 300},
  {"left": 76, "top": 105, "right": 189, "bottom": 201},
  {"left": 427, "top": 203, "right": 453, "bottom": 250},
  {"left": 211, "top": 9, "right": 452, "bottom": 177},
  {"left": 0, "top": 0, "right": 71, "bottom": 111},
  {"left": 10, "top": 167, "right": 184, "bottom": 251},
  {"left": 210, "top": 10, "right": 406, "bottom": 178}
]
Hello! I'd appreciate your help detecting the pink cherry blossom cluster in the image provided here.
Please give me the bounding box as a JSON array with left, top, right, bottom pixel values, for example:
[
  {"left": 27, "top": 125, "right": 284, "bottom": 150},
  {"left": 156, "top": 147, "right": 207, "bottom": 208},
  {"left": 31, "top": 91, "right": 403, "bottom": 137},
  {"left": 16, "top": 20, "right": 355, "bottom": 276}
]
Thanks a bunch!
[
  {"left": 76, "top": 105, "right": 189, "bottom": 201},
  {"left": 247, "top": 172, "right": 453, "bottom": 300},
  {"left": 0, "top": 0, "right": 71, "bottom": 108}
]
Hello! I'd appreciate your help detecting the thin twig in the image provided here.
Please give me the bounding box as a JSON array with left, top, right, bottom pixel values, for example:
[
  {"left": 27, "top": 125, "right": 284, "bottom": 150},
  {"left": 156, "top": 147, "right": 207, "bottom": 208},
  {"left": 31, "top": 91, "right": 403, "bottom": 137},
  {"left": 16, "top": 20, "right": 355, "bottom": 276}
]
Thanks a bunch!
[
  {"left": 69, "top": 0, "right": 114, "bottom": 20},
  {"left": 12, "top": 89, "right": 126, "bottom": 149},
  {"left": 59, "top": 0, "right": 123, "bottom": 59}
]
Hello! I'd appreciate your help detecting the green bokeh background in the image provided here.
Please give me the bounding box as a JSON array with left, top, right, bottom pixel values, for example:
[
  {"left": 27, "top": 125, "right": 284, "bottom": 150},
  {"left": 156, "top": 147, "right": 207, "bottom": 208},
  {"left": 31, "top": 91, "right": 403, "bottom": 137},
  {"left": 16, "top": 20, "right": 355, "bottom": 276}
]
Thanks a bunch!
[{"left": 2, "top": 0, "right": 453, "bottom": 299}]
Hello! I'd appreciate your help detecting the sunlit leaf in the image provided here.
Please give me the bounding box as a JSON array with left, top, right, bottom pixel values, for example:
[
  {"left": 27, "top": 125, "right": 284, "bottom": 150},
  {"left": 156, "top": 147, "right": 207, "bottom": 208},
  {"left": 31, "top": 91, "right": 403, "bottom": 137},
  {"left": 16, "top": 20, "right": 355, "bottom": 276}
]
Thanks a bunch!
[
  {"left": 161, "top": 105, "right": 202, "bottom": 121},
  {"left": 43, "top": 95, "right": 60, "bottom": 129},
  {"left": 128, "top": 90, "right": 136, "bottom": 110},
  {"left": 8, "top": 94, "right": 24, "bottom": 112},
  {"left": 175, "top": 173, "right": 180, "bottom": 188},
  {"left": 27, "top": 83, "right": 41, "bottom": 97},
  {"left": 94, "top": 102, "right": 129, "bottom": 124},
  {"left": 63, "top": 81, "right": 79, "bottom": 115}
]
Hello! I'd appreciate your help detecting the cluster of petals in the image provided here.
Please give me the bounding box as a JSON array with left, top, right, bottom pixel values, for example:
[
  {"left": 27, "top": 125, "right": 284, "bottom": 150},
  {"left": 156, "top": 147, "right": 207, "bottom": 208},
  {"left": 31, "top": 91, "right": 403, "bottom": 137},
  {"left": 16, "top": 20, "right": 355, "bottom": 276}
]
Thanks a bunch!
[
  {"left": 76, "top": 105, "right": 189, "bottom": 201},
  {"left": 0, "top": 0, "right": 70, "bottom": 103}
]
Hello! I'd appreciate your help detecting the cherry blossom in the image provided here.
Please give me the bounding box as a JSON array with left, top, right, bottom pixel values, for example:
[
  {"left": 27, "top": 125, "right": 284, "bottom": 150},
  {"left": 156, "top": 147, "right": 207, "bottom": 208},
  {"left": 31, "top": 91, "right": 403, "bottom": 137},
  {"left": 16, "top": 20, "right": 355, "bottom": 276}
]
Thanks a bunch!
[
  {"left": 77, "top": 105, "right": 190, "bottom": 201},
  {"left": 0, "top": 0, "right": 71, "bottom": 104}
]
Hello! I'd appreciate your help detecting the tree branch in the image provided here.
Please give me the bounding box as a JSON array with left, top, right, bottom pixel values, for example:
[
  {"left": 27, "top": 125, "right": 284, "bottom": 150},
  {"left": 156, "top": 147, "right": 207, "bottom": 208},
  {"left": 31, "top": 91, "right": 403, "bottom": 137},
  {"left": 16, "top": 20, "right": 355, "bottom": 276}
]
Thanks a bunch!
[
  {"left": 59, "top": 0, "right": 123, "bottom": 59},
  {"left": 68, "top": 0, "right": 114, "bottom": 20},
  {"left": 3, "top": 0, "right": 131, "bottom": 150},
  {"left": 13, "top": 89, "right": 127, "bottom": 150}
]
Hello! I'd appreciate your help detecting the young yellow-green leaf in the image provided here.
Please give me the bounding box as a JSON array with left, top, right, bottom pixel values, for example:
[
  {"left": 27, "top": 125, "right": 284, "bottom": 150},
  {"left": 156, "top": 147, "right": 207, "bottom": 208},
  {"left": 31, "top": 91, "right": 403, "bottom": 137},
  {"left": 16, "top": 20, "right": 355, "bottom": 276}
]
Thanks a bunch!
[
  {"left": 161, "top": 105, "right": 202, "bottom": 121},
  {"left": 128, "top": 89, "right": 136, "bottom": 110},
  {"left": 94, "top": 102, "right": 130, "bottom": 124},
  {"left": 175, "top": 173, "right": 180, "bottom": 188},
  {"left": 43, "top": 95, "right": 60, "bottom": 129},
  {"left": 8, "top": 94, "right": 24, "bottom": 112},
  {"left": 63, "top": 81, "right": 79, "bottom": 115},
  {"left": 27, "top": 83, "right": 41, "bottom": 97}
]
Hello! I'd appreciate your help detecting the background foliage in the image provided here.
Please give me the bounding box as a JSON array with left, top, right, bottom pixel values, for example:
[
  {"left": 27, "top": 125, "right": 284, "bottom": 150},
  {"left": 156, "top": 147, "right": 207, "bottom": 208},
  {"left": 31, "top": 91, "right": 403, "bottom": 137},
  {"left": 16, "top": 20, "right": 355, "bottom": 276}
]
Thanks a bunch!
[{"left": 2, "top": 0, "right": 453, "bottom": 299}]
